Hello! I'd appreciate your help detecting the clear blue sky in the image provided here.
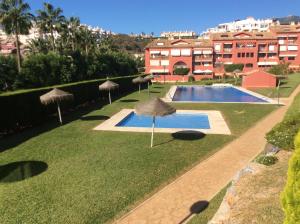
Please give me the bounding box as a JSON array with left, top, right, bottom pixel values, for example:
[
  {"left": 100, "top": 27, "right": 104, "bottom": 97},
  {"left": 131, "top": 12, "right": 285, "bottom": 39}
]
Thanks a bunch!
[{"left": 27, "top": 0, "right": 300, "bottom": 35}]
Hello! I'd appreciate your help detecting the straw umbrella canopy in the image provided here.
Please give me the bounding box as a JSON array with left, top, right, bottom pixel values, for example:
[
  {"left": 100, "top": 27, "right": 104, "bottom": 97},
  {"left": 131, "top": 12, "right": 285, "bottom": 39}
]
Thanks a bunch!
[
  {"left": 135, "top": 97, "right": 176, "bottom": 147},
  {"left": 99, "top": 80, "right": 119, "bottom": 104},
  {"left": 132, "top": 76, "right": 146, "bottom": 93},
  {"left": 40, "top": 88, "right": 74, "bottom": 124}
]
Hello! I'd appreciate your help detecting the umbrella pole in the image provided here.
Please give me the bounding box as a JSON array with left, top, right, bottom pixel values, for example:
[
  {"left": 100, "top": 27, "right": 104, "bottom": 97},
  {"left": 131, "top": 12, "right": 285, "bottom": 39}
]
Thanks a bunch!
[
  {"left": 57, "top": 102, "right": 62, "bottom": 125},
  {"left": 148, "top": 82, "right": 150, "bottom": 96},
  {"left": 151, "top": 116, "right": 155, "bottom": 148},
  {"left": 108, "top": 91, "right": 112, "bottom": 104},
  {"left": 139, "top": 84, "right": 141, "bottom": 93}
]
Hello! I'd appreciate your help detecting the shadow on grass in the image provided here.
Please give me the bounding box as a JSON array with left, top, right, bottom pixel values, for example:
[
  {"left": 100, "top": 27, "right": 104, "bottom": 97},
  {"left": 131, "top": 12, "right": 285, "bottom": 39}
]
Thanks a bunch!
[
  {"left": 172, "top": 131, "right": 206, "bottom": 141},
  {"left": 150, "top": 91, "right": 161, "bottom": 94},
  {"left": 0, "top": 101, "right": 105, "bottom": 153},
  {"left": 80, "top": 115, "right": 110, "bottom": 121},
  {"left": 179, "top": 200, "right": 209, "bottom": 224},
  {"left": 119, "top": 99, "right": 139, "bottom": 103},
  {"left": 0, "top": 161, "right": 48, "bottom": 183},
  {"left": 153, "top": 86, "right": 164, "bottom": 89}
]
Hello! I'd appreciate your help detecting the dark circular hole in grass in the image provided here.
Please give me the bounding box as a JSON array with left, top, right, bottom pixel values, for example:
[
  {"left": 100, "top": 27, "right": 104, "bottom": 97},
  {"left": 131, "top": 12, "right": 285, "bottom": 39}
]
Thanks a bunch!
[
  {"left": 172, "top": 131, "right": 206, "bottom": 141},
  {"left": 0, "top": 161, "right": 48, "bottom": 183}
]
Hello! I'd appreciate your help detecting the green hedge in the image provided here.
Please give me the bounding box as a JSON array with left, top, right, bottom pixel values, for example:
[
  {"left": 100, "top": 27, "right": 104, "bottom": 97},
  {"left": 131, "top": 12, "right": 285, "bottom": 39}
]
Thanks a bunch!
[
  {"left": 224, "top": 64, "right": 244, "bottom": 73},
  {"left": 173, "top": 67, "right": 190, "bottom": 75},
  {"left": 0, "top": 75, "right": 138, "bottom": 134},
  {"left": 281, "top": 131, "right": 300, "bottom": 224}
]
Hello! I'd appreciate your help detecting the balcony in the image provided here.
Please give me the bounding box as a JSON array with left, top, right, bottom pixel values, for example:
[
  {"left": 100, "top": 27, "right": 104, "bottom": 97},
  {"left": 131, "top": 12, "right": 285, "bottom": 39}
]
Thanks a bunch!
[
  {"left": 223, "top": 48, "right": 232, "bottom": 53},
  {"left": 194, "top": 56, "right": 213, "bottom": 62},
  {"left": 150, "top": 55, "right": 169, "bottom": 60}
]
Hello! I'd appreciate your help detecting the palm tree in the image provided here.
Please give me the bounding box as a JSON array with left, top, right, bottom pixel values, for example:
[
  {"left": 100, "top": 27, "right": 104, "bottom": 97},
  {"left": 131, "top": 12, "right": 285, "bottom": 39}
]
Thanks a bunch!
[
  {"left": 36, "top": 2, "right": 65, "bottom": 51},
  {"left": 68, "top": 16, "right": 80, "bottom": 51},
  {"left": 0, "top": 0, "right": 34, "bottom": 72}
]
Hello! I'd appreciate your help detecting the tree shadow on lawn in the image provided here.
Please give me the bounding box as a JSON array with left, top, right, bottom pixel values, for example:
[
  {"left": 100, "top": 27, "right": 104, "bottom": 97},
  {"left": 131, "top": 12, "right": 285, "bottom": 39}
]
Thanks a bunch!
[
  {"left": 179, "top": 200, "right": 209, "bottom": 224},
  {"left": 0, "top": 100, "right": 109, "bottom": 153},
  {"left": 0, "top": 161, "right": 48, "bottom": 183},
  {"left": 119, "top": 99, "right": 139, "bottom": 103},
  {"left": 155, "top": 131, "right": 206, "bottom": 147},
  {"left": 80, "top": 115, "right": 110, "bottom": 121}
]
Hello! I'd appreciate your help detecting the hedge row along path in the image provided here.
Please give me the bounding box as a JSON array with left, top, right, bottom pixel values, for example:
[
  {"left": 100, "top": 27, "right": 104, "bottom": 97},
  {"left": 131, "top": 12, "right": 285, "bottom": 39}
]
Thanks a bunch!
[{"left": 115, "top": 85, "right": 300, "bottom": 224}]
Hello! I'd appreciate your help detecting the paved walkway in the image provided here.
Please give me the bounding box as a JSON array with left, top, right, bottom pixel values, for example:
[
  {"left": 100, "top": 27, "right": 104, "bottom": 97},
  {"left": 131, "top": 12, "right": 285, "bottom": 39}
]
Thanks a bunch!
[{"left": 115, "top": 86, "right": 300, "bottom": 224}]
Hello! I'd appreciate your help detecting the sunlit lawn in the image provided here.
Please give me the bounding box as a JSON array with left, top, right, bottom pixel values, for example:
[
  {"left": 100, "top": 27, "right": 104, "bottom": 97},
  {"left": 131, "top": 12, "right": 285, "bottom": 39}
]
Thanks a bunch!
[{"left": 0, "top": 84, "right": 277, "bottom": 223}]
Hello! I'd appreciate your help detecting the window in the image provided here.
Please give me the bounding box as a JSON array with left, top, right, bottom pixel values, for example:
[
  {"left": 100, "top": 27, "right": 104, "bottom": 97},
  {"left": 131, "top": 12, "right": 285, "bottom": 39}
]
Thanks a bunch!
[
  {"left": 279, "top": 57, "right": 284, "bottom": 60},
  {"left": 280, "top": 46, "right": 287, "bottom": 51},
  {"left": 246, "top": 63, "right": 253, "bottom": 68},
  {"left": 250, "top": 53, "right": 254, "bottom": 57},
  {"left": 221, "top": 34, "right": 229, "bottom": 37},
  {"left": 223, "top": 54, "right": 232, "bottom": 58},
  {"left": 288, "top": 45, "right": 298, "bottom": 51},
  {"left": 238, "top": 53, "right": 241, "bottom": 58},
  {"left": 150, "top": 60, "right": 160, "bottom": 66},
  {"left": 242, "top": 53, "right": 245, "bottom": 57},
  {"left": 246, "top": 53, "right": 250, "bottom": 57},
  {"left": 193, "top": 62, "right": 201, "bottom": 66},
  {"left": 269, "top": 45, "right": 275, "bottom": 51},
  {"left": 157, "top": 42, "right": 164, "bottom": 46},
  {"left": 288, "top": 57, "right": 295, "bottom": 61},
  {"left": 214, "top": 44, "right": 221, "bottom": 52},
  {"left": 181, "top": 49, "right": 191, "bottom": 56},
  {"left": 161, "top": 60, "right": 169, "bottom": 66},
  {"left": 171, "top": 49, "right": 181, "bottom": 56}
]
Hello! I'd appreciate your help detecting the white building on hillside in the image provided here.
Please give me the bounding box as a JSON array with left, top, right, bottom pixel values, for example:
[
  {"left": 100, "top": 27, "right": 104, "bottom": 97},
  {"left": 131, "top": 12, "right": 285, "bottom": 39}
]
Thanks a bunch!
[
  {"left": 160, "top": 31, "right": 197, "bottom": 39},
  {"left": 202, "top": 17, "right": 273, "bottom": 35}
]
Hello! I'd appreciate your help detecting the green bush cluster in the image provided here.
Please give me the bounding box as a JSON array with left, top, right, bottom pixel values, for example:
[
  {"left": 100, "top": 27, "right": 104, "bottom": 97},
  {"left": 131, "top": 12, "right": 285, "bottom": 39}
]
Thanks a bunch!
[
  {"left": 0, "top": 51, "right": 138, "bottom": 90},
  {"left": 224, "top": 64, "right": 244, "bottom": 73},
  {"left": 173, "top": 67, "right": 190, "bottom": 75},
  {"left": 256, "top": 154, "right": 278, "bottom": 166},
  {"left": 0, "top": 75, "right": 138, "bottom": 134},
  {"left": 266, "top": 113, "right": 300, "bottom": 150},
  {"left": 0, "top": 55, "right": 18, "bottom": 91},
  {"left": 281, "top": 131, "right": 300, "bottom": 224}
]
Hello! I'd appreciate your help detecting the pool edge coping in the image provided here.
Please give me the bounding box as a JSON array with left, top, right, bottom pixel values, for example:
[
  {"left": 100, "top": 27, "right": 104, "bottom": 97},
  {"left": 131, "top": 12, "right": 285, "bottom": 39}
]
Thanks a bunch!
[
  {"left": 162, "top": 85, "right": 282, "bottom": 105},
  {"left": 93, "top": 109, "right": 231, "bottom": 135}
]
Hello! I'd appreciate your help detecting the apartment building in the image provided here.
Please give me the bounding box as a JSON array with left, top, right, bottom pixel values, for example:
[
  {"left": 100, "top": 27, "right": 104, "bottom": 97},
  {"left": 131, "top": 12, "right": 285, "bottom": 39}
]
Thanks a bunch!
[{"left": 145, "top": 25, "right": 300, "bottom": 80}]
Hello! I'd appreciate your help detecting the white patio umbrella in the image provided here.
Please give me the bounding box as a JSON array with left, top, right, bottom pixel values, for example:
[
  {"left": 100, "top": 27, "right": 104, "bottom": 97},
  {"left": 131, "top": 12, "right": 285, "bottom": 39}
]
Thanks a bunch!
[
  {"left": 135, "top": 97, "right": 176, "bottom": 147},
  {"left": 40, "top": 88, "right": 74, "bottom": 125}
]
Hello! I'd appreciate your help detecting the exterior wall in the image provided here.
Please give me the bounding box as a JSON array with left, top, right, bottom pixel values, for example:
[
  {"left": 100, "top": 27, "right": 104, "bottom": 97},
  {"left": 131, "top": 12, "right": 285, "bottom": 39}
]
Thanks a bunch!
[
  {"left": 145, "top": 30, "right": 300, "bottom": 82},
  {"left": 242, "top": 71, "right": 277, "bottom": 88}
]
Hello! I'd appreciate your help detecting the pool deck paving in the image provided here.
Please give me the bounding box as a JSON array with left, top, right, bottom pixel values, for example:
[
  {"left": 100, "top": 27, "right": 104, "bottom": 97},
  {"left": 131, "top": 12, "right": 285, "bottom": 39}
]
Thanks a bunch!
[{"left": 114, "top": 85, "right": 300, "bottom": 224}]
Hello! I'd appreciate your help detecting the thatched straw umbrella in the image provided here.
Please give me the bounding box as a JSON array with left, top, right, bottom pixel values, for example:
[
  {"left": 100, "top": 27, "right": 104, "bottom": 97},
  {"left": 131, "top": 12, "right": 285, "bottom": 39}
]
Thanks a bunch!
[
  {"left": 40, "top": 88, "right": 74, "bottom": 124},
  {"left": 99, "top": 80, "right": 119, "bottom": 104},
  {"left": 135, "top": 97, "right": 176, "bottom": 147},
  {"left": 132, "top": 76, "right": 146, "bottom": 93}
]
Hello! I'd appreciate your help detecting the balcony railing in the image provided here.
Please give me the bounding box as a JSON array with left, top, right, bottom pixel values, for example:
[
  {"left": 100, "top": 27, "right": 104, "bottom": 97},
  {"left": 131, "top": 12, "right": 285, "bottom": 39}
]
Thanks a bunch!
[{"left": 223, "top": 48, "right": 232, "bottom": 53}]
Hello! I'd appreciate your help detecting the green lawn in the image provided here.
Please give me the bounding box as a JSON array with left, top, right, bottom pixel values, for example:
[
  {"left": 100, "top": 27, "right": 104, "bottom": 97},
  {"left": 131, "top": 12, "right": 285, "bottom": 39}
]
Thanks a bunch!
[
  {"left": 0, "top": 84, "right": 277, "bottom": 224},
  {"left": 253, "top": 73, "right": 300, "bottom": 98}
]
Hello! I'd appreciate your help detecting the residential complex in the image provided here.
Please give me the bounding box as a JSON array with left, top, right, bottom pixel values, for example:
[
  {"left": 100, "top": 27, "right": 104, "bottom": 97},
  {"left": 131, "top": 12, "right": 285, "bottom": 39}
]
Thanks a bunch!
[
  {"left": 145, "top": 24, "right": 300, "bottom": 80},
  {"left": 160, "top": 31, "right": 197, "bottom": 39}
]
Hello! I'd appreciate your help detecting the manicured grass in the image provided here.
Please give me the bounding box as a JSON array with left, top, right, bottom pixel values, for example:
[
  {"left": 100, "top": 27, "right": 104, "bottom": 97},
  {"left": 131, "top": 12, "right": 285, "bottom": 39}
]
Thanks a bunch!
[
  {"left": 188, "top": 185, "right": 228, "bottom": 224},
  {"left": 253, "top": 73, "right": 300, "bottom": 98},
  {"left": 0, "top": 84, "right": 277, "bottom": 223}
]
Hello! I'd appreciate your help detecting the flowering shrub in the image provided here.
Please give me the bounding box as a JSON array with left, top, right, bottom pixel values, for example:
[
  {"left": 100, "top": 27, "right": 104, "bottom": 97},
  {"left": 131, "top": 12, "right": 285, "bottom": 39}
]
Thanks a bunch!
[
  {"left": 266, "top": 113, "right": 300, "bottom": 150},
  {"left": 256, "top": 155, "right": 278, "bottom": 166}
]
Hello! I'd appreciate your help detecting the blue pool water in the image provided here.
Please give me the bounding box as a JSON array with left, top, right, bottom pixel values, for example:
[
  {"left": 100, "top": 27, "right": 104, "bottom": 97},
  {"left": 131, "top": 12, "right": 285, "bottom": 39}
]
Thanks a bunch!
[
  {"left": 172, "top": 86, "right": 268, "bottom": 103},
  {"left": 116, "top": 112, "right": 210, "bottom": 129}
]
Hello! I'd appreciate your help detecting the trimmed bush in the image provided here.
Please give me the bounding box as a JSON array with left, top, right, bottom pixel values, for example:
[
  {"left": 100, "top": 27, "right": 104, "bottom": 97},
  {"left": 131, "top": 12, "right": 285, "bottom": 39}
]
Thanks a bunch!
[
  {"left": 281, "top": 131, "right": 300, "bottom": 224},
  {"left": 0, "top": 55, "right": 18, "bottom": 91},
  {"left": 0, "top": 75, "right": 138, "bottom": 134},
  {"left": 173, "top": 67, "right": 190, "bottom": 75},
  {"left": 256, "top": 155, "right": 278, "bottom": 166},
  {"left": 266, "top": 113, "right": 300, "bottom": 150},
  {"left": 224, "top": 64, "right": 244, "bottom": 73}
]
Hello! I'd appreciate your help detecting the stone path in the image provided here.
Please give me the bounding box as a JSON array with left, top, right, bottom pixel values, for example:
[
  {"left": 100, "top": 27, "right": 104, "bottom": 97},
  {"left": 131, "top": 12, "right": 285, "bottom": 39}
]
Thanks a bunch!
[{"left": 114, "top": 86, "right": 300, "bottom": 224}]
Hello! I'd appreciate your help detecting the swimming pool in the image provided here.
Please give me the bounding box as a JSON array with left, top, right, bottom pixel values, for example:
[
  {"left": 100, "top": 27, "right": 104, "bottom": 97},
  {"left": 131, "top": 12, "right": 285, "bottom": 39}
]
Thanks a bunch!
[
  {"left": 94, "top": 109, "right": 231, "bottom": 135},
  {"left": 116, "top": 112, "right": 210, "bottom": 129},
  {"left": 169, "top": 86, "right": 273, "bottom": 103}
]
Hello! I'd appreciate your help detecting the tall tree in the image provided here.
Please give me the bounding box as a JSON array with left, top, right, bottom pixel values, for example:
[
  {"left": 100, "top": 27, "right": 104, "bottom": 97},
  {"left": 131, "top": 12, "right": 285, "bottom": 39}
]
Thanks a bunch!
[
  {"left": 36, "top": 2, "right": 65, "bottom": 51},
  {"left": 0, "top": 0, "right": 34, "bottom": 72}
]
